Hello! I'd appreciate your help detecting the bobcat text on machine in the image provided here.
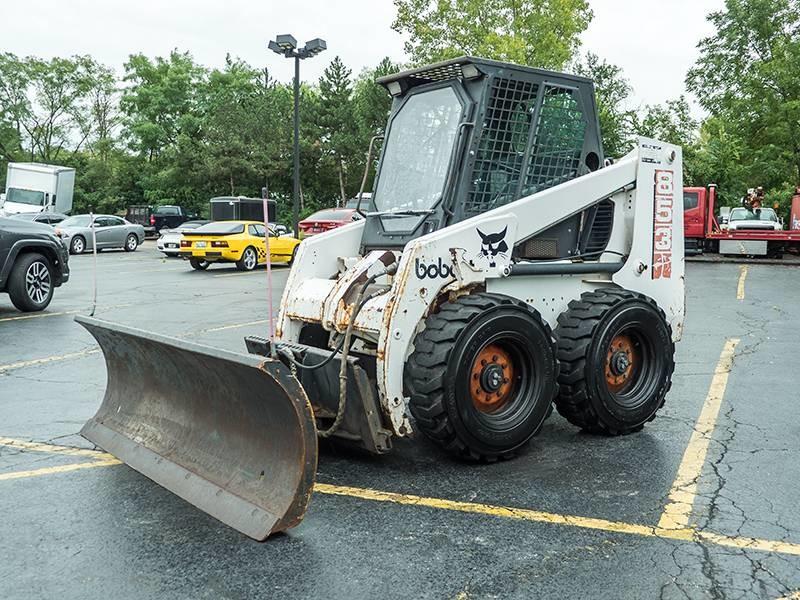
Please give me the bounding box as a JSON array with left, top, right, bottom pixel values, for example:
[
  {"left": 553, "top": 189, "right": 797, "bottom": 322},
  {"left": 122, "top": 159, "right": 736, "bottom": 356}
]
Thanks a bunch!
[{"left": 77, "top": 57, "right": 685, "bottom": 540}]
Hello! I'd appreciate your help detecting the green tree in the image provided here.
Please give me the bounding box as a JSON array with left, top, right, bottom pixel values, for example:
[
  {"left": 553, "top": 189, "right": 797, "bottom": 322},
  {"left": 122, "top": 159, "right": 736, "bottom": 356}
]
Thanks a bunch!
[
  {"left": 392, "top": 0, "right": 592, "bottom": 69},
  {"left": 687, "top": 0, "right": 800, "bottom": 203},
  {"left": 317, "top": 56, "right": 360, "bottom": 204},
  {"left": 121, "top": 51, "right": 206, "bottom": 161},
  {"left": 0, "top": 54, "right": 106, "bottom": 163},
  {"left": 574, "top": 52, "right": 637, "bottom": 158},
  {"left": 639, "top": 96, "right": 700, "bottom": 183},
  {"left": 352, "top": 57, "right": 400, "bottom": 196}
]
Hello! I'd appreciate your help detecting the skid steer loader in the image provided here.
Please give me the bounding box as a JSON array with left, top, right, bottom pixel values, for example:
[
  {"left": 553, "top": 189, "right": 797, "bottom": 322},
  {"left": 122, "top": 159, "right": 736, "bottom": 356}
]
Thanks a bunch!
[{"left": 78, "top": 56, "right": 684, "bottom": 540}]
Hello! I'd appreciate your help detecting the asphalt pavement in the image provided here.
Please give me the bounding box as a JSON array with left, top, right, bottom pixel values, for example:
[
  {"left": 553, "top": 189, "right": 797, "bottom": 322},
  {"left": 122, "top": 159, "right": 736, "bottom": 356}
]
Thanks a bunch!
[{"left": 1, "top": 243, "right": 799, "bottom": 599}]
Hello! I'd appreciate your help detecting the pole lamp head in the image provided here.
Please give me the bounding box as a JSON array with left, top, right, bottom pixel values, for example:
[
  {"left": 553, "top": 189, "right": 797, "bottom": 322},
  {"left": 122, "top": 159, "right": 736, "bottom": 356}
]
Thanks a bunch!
[
  {"left": 302, "top": 38, "right": 327, "bottom": 57},
  {"left": 275, "top": 34, "right": 298, "bottom": 51}
]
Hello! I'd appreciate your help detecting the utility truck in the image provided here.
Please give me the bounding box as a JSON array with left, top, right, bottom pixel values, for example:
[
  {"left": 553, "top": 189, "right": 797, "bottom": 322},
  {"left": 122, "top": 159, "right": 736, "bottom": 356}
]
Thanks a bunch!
[
  {"left": 76, "top": 57, "right": 686, "bottom": 541},
  {"left": 1, "top": 163, "right": 74, "bottom": 217},
  {"left": 684, "top": 184, "right": 800, "bottom": 257}
]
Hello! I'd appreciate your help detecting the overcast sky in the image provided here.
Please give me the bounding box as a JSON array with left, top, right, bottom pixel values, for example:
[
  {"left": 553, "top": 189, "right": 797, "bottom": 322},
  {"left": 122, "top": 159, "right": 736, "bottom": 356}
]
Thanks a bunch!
[{"left": 2, "top": 0, "right": 723, "bottom": 111}]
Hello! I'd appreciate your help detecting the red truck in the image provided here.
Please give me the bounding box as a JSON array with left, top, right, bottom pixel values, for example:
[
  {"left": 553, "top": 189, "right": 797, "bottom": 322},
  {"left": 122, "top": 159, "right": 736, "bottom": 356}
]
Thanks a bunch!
[{"left": 684, "top": 184, "right": 800, "bottom": 258}]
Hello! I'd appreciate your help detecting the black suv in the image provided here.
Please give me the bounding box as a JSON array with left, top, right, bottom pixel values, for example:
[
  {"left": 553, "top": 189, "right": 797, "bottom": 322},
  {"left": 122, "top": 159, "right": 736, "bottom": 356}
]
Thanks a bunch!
[{"left": 0, "top": 217, "right": 70, "bottom": 311}]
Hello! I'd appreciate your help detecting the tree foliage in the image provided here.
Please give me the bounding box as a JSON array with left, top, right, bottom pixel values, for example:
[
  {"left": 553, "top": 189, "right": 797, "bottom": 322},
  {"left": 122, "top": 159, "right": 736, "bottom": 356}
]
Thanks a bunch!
[
  {"left": 392, "top": 0, "right": 592, "bottom": 69},
  {"left": 574, "top": 52, "right": 637, "bottom": 159},
  {"left": 687, "top": 0, "right": 800, "bottom": 211},
  {"left": 0, "top": 51, "right": 398, "bottom": 222}
]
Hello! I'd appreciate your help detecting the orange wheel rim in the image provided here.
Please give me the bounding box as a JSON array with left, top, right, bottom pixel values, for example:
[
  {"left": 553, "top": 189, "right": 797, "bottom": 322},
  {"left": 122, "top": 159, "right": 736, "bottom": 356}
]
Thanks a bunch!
[
  {"left": 470, "top": 343, "right": 515, "bottom": 413},
  {"left": 605, "top": 333, "right": 639, "bottom": 393}
]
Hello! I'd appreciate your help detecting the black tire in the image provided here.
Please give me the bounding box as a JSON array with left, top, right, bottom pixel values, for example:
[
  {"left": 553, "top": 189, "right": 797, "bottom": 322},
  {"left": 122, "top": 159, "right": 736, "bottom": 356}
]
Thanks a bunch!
[
  {"left": 124, "top": 233, "right": 139, "bottom": 252},
  {"left": 189, "top": 258, "right": 210, "bottom": 271},
  {"left": 554, "top": 288, "right": 675, "bottom": 435},
  {"left": 287, "top": 245, "right": 299, "bottom": 266},
  {"left": 236, "top": 246, "right": 258, "bottom": 271},
  {"left": 405, "top": 293, "right": 558, "bottom": 461},
  {"left": 69, "top": 235, "right": 86, "bottom": 255},
  {"left": 8, "top": 252, "right": 54, "bottom": 312}
]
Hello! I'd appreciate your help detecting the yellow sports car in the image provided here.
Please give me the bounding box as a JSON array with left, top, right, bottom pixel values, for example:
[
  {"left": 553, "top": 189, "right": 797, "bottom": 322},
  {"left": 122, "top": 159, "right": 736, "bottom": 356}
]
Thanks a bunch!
[{"left": 179, "top": 221, "right": 301, "bottom": 271}]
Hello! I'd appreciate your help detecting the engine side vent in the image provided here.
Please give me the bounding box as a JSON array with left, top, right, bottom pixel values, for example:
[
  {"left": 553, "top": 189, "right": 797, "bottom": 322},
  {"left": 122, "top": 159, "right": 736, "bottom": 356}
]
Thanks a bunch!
[
  {"left": 583, "top": 200, "right": 615, "bottom": 256},
  {"left": 519, "top": 238, "right": 559, "bottom": 259}
]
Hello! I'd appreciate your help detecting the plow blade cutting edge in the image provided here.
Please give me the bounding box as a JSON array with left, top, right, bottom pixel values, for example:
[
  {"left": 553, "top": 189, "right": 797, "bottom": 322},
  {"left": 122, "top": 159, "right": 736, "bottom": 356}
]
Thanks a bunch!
[{"left": 75, "top": 316, "right": 318, "bottom": 540}]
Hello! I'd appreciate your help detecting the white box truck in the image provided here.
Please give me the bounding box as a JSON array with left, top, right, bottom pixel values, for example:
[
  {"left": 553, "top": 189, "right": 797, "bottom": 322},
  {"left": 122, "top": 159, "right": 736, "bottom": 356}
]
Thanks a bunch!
[{"left": 0, "top": 163, "right": 75, "bottom": 217}]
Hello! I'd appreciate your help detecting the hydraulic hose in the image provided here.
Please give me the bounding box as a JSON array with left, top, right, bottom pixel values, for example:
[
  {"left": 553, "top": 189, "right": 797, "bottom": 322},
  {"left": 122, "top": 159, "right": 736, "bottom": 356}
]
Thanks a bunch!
[{"left": 275, "top": 262, "right": 397, "bottom": 439}]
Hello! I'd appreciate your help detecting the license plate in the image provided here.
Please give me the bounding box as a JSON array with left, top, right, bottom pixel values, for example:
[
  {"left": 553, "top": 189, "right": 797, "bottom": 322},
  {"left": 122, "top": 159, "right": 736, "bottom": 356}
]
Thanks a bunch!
[
  {"left": 167, "top": 243, "right": 178, "bottom": 248},
  {"left": 196, "top": 241, "right": 207, "bottom": 248}
]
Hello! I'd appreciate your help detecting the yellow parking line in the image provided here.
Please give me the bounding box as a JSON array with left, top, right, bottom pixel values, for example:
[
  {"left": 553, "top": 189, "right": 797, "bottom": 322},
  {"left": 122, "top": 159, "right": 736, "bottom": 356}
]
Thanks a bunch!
[
  {"left": 213, "top": 267, "right": 291, "bottom": 278},
  {"left": 315, "top": 483, "right": 800, "bottom": 555},
  {"left": 0, "top": 309, "right": 80, "bottom": 322},
  {"left": 212, "top": 271, "right": 261, "bottom": 278},
  {"left": 0, "top": 459, "right": 120, "bottom": 481},
  {"left": 0, "top": 316, "right": 272, "bottom": 373},
  {"left": 192, "top": 319, "right": 270, "bottom": 334},
  {"left": 658, "top": 338, "right": 740, "bottom": 531},
  {"left": 2, "top": 437, "right": 800, "bottom": 557},
  {"left": 0, "top": 348, "right": 100, "bottom": 373},
  {"left": 737, "top": 265, "right": 748, "bottom": 300},
  {"left": 0, "top": 436, "right": 113, "bottom": 459},
  {"left": 0, "top": 303, "right": 134, "bottom": 323},
  {"left": 698, "top": 531, "right": 800, "bottom": 557},
  {"left": 314, "top": 483, "right": 663, "bottom": 538}
]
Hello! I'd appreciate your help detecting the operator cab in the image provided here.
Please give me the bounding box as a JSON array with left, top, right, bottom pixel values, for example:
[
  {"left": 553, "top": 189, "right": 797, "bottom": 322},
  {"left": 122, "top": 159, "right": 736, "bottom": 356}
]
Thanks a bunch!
[{"left": 359, "top": 56, "right": 607, "bottom": 259}]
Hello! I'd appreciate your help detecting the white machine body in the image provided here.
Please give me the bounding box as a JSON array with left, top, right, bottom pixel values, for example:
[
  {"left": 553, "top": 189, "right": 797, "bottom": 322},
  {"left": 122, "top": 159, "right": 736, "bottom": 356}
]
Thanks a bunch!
[{"left": 276, "top": 138, "right": 685, "bottom": 437}]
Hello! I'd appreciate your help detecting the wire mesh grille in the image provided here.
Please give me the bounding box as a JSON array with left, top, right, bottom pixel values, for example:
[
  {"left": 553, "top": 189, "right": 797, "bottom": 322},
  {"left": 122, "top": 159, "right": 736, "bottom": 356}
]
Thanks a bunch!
[
  {"left": 464, "top": 78, "right": 539, "bottom": 218},
  {"left": 407, "top": 62, "right": 467, "bottom": 84},
  {"left": 522, "top": 86, "right": 586, "bottom": 196}
]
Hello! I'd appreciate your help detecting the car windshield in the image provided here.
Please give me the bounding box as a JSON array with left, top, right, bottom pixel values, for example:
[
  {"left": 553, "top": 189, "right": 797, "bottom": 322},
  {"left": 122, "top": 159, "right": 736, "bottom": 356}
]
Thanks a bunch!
[
  {"left": 372, "top": 87, "right": 463, "bottom": 232},
  {"left": 346, "top": 195, "right": 370, "bottom": 209},
  {"left": 729, "top": 208, "right": 777, "bottom": 222},
  {"left": 180, "top": 221, "right": 205, "bottom": 229},
  {"left": 60, "top": 215, "right": 92, "bottom": 227},
  {"left": 307, "top": 210, "right": 350, "bottom": 221},
  {"left": 155, "top": 206, "right": 180, "bottom": 215},
  {"left": 6, "top": 188, "right": 45, "bottom": 206},
  {"left": 192, "top": 222, "right": 244, "bottom": 235},
  {"left": 9, "top": 213, "right": 38, "bottom": 220}
]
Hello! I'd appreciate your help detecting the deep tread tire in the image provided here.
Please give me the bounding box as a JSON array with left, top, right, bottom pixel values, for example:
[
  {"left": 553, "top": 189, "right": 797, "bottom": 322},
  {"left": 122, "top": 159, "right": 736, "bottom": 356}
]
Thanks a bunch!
[
  {"left": 405, "top": 293, "right": 558, "bottom": 461},
  {"left": 554, "top": 288, "right": 675, "bottom": 435},
  {"left": 8, "top": 252, "right": 54, "bottom": 312}
]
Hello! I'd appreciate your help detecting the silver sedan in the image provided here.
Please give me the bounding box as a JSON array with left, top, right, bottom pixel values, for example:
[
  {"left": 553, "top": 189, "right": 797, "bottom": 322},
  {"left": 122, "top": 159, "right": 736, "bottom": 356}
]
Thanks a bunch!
[{"left": 55, "top": 214, "right": 146, "bottom": 255}]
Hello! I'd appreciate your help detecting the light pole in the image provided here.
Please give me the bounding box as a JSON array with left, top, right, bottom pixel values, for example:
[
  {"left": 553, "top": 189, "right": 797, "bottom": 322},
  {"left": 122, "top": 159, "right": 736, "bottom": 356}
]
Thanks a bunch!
[{"left": 268, "top": 34, "right": 327, "bottom": 237}]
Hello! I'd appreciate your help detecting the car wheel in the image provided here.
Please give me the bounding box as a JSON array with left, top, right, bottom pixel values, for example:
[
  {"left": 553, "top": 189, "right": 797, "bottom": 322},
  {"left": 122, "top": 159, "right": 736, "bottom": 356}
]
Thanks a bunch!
[
  {"left": 124, "top": 234, "right": 139, "bottom": 252},
  {"left": 8, "top": 253, "right": 54, "bottom": 312},
  {"left": 236, "top": 246, "right": 258, "bottom": 271},
  {"left": 70, "top": 236, "right": 85, "bottom": 255},
  {"left": 288, "top": 245, "right": 299, "bottom": 266},
  {"left": 189, "top": 258, "right": 210, "bottom": 270}
]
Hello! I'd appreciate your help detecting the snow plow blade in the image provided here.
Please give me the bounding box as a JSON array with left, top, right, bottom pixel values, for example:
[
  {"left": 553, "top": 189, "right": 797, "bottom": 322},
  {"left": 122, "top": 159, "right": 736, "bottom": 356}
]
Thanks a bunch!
[{"left": 75, "top": 315, "right": 317, "bottom": 541}]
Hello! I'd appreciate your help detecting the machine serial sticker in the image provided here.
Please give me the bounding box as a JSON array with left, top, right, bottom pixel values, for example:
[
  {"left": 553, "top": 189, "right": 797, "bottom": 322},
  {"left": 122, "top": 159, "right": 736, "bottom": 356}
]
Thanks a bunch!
[{"left": 652, "top": 170, "right": 674, "bottom": 279}]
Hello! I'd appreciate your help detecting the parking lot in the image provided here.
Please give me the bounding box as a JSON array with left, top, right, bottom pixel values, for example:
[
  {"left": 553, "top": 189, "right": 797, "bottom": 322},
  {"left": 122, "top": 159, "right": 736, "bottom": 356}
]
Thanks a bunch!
[{"left": 1, "top": 243, "right": 799, "bottom": 599}]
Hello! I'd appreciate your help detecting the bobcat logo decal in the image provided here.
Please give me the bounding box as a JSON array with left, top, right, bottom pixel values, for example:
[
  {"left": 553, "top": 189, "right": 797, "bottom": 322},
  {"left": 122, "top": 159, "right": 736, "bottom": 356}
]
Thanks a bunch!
[{"left": 476, "top": 226, "right": 509, "bottom": 267}]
